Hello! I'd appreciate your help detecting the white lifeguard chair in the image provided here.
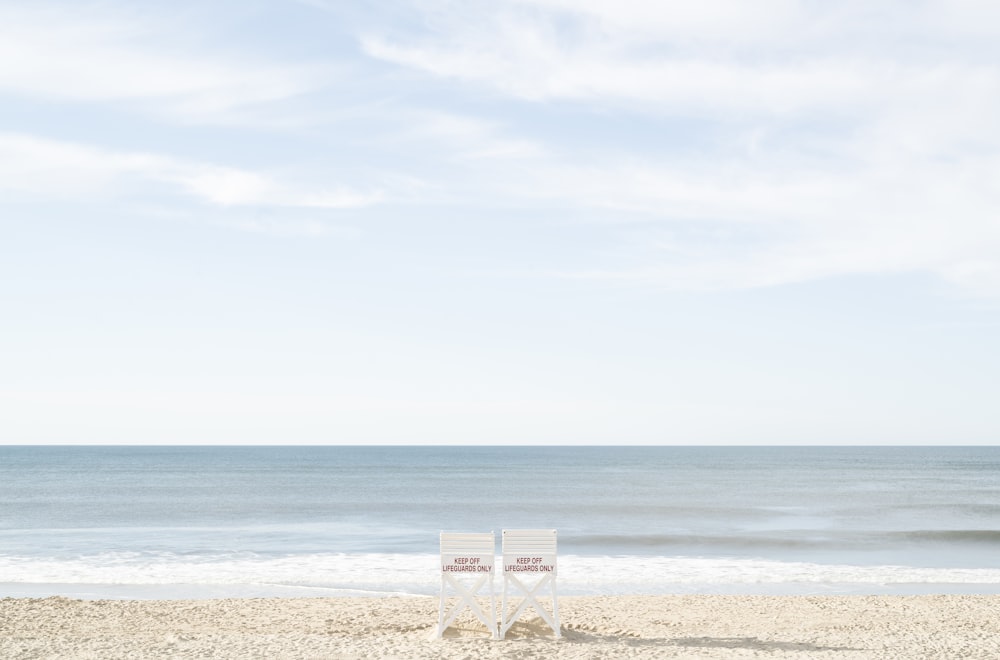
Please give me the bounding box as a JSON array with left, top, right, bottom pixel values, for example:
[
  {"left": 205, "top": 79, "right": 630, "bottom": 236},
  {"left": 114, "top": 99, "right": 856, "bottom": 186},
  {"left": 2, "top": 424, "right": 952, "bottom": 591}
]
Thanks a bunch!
[
  {"left": 436, "top": 531, "right": 499, "bottom": 639},
  {"left": 499, "top": 528, "right": 560, "bottom": 639}
]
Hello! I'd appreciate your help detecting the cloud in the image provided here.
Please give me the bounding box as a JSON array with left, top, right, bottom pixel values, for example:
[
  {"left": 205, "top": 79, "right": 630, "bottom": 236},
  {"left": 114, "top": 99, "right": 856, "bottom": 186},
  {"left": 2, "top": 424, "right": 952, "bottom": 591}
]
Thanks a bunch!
[
  {"left": 509, "top": 0, "right": 804, "bottom": 41},
  {"left": 5, "top": 1, "right": 997, "bottom": 295},
  {"left": 389, "top": 111, "right": 545, "bottom": 160},
  {"left": 358, "top": 0, "right": 1000, "bottom": 296},
  {"left": 361, "top": 3, "right": 859, "bottom": 114},
  {"left": 361, "top": 1, "right": 1000, "bottom": 123},
  {"left": 174, "top": 167, "right": 380, "bottom": 209},
  {"left": 517, "top": 139, "right": 1000, "bottom": 293},
  {"left": 0, "top": 132, "right": 380, "bottom": 211},
  {"left": 0, "top": 4, "right": 326, "bottom": 122}
]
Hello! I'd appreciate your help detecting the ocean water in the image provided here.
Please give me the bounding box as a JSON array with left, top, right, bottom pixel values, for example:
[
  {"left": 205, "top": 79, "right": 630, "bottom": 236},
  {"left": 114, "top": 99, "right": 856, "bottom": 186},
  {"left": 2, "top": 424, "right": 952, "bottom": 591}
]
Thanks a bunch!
[{"left": 1, "top": 445, "right": 999, "bottom": 599}]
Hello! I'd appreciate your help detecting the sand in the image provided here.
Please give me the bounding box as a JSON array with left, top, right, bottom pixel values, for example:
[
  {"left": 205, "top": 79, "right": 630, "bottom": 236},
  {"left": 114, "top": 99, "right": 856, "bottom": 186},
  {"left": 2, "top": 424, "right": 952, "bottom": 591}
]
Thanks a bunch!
[{"left": 2, "top": 594, "right": 999, "bottom": 659}]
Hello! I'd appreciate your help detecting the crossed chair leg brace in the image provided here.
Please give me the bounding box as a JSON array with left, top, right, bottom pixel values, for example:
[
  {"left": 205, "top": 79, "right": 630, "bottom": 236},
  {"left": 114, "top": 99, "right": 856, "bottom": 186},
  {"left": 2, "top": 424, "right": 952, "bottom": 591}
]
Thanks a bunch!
[
  {"left": 437, "top": 572, "right": 499, "bottom": 639},
  {"left": 500, "top": 571, "right": 560, "bottom": 639}
]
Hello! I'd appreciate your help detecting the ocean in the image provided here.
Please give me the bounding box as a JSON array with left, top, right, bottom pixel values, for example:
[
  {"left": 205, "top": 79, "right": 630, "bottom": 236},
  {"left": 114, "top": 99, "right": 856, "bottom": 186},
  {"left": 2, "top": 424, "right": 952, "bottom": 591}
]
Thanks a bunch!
[{"left": 1, "top": 445, "right": 999, "bottom": 599}]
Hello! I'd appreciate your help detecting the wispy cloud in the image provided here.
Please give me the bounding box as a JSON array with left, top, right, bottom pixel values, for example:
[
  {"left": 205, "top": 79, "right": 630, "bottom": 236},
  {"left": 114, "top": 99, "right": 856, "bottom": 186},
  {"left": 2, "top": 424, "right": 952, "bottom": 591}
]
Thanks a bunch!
[
  {"left": 4, "top": 1, "right": 999, "bottom": 293},
  {"left": 517, "top": 141, "right": 1000, "bottom": 293},
  {"left": 358, "top": 0, "right": 1000, "bottom": 295},
  {"left": 0, "top": 4, "right": 327, "bottom": 123},
  {"left": 0, "top": 132, "right": 381, "bottom": 210},
  {"left": 361, "top": 1, "right": 1000, "bottom": 119},
  {"left": 386, "top": 111, "right": 546, "bottom": 161}
]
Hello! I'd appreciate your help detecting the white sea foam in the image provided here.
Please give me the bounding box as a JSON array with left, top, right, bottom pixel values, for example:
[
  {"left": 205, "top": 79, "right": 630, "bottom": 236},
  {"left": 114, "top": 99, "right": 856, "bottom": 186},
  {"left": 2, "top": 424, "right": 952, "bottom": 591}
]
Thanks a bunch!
[{"left": 3, "top": 553, "right": 1000, "bottom": 599}]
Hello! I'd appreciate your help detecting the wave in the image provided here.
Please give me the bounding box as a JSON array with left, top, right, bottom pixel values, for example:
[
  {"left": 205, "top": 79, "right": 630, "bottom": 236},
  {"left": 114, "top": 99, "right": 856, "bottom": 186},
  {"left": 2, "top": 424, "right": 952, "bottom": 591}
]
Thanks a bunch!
[
  {"left": 567, "top": 534, "right": 827, "bottom": 550},
  {"left": 894, "top": 530, "right": 1000, "bottom": 544},
  {"left": 4, "top": 552, "right": 1000, "bottom": 599},
  {"left": 568, "top": 529, "right": 1000, "bottom": 550}
]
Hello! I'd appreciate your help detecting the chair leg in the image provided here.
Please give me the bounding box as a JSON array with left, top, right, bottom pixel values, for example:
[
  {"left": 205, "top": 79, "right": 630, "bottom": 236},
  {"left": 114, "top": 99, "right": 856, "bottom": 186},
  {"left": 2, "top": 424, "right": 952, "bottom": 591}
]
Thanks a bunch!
[
  {"left": 499, "top": 574, "right": 559, "bottom": 638},
  {"left": 438, "top": 574, "right": 498, "bottom": 638},
  {"left": 500, "top": 577, "right": 509, "bottom": 638},
  {"left": 551, "top": 580, "right": 561, "bottom": 638},
  {"left": 436, "top": 576, "right": 446, "bottom": 638}
]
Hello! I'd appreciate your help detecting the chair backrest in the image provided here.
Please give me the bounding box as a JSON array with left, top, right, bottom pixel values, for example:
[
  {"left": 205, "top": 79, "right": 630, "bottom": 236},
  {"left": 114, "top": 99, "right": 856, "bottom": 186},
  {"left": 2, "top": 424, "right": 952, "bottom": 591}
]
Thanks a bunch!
[
  {"left": 501, "top": 529, "right": 557, "bottom": 574},
  {"left": 440, "top": 532, "right": 496, "bottom": 575}
]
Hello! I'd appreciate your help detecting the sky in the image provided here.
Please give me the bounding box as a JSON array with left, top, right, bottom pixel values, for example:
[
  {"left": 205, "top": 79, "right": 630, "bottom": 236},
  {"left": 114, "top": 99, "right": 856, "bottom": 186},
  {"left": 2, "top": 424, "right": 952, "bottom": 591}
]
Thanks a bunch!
[{"left": 2, "top": 0, "right": 999, "bottom": 445}]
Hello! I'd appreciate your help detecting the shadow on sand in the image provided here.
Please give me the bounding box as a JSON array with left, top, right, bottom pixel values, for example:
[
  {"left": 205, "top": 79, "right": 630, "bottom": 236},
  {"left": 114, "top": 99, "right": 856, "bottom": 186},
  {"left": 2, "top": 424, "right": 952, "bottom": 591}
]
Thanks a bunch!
[
  {"left": 669, "top": 636, "right": 864, "bottom": 652},
  {"left": 448, "top": 619, "right": 865, "bottom": 653},
  {"left": 555, "top": 627, "right": 864, "bottom": 653}
]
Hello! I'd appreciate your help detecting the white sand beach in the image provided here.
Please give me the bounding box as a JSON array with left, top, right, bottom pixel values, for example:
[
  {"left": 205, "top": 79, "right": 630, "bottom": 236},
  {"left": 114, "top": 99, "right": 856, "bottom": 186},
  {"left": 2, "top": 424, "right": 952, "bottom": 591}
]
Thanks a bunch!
[{"left": 2, "top": 594, "right": 998, "bottom": 659}]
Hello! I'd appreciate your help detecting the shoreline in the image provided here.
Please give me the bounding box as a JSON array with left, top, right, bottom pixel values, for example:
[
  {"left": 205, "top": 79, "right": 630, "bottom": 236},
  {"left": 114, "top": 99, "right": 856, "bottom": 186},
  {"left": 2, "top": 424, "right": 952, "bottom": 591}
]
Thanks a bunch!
[
  {"left": 3, "top": 594, "right": 999, "bottom": 658},
  {"left": 5, "top": 578, "right": 1000, "bottom": 601},
  {"left": 7, "top": 551, "right": 1000, "bottom": 600}
]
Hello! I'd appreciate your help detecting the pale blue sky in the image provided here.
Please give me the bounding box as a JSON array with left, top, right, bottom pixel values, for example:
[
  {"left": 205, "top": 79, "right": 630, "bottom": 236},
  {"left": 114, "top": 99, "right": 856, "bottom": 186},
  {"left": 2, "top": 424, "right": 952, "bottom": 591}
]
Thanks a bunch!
[{"left": 2, "top": 0, "right": 999, "bottom": 444}]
